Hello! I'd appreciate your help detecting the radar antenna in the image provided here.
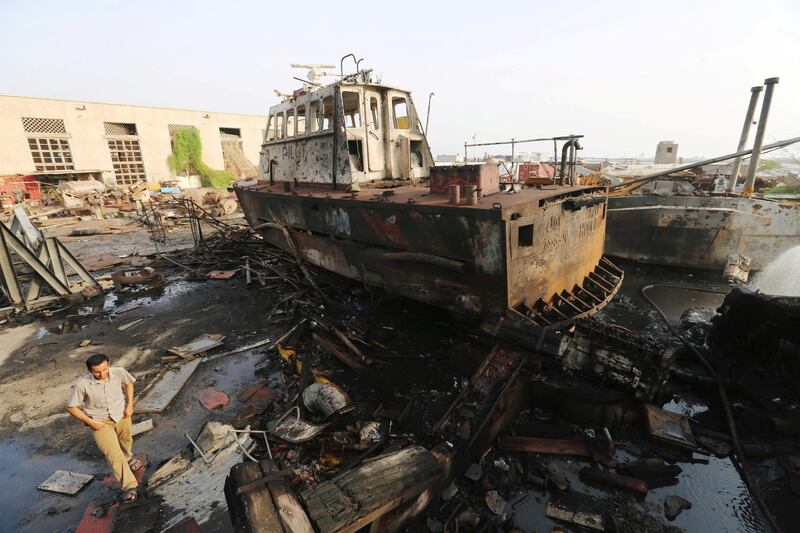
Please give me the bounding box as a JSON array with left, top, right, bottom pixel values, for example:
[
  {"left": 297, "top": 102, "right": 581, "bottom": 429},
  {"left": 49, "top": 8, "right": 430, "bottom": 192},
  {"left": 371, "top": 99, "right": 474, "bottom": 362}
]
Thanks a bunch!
[{"left": 289, "top": 63, "right": 338, "bottom": 91}]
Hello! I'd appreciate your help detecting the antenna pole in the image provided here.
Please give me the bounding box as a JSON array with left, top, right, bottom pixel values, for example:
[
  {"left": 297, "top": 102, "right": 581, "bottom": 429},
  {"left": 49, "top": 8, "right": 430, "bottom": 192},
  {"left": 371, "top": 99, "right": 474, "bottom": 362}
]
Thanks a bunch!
[
  {"left": 727, "top": 86, "right": 763, "bottom": 192},
  {"left": 425, "top": 92, "right": 434, "bottom": 136}
]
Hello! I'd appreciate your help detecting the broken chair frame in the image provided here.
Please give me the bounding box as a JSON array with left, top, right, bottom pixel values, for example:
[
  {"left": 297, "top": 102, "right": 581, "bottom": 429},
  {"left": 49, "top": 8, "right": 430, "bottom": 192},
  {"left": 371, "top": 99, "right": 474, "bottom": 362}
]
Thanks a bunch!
[{"left": 185, "top": 428, "right": 272, "bottom": 464}]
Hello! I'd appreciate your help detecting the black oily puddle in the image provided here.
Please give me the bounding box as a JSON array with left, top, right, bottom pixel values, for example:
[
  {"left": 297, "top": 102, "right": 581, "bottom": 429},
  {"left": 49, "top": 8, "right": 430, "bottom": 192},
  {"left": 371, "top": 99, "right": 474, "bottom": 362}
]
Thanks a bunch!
[
  {"left": 105, "top": 280, "right": 202, "bottom": 314},
  {"left": 600, "top": 258, "right": 729, "bottom": 331},
  {"left": 0, "top": 437, "right": 101, "bottom": 532},
  {"left": 588, "top": 259, "right": 768, "bottom": 531},
  {"left": 508, "top": 393, "right": 768, "bottom": 532},
  {"left": 509, "top": 448, "right": 768, "bottom": 533}
]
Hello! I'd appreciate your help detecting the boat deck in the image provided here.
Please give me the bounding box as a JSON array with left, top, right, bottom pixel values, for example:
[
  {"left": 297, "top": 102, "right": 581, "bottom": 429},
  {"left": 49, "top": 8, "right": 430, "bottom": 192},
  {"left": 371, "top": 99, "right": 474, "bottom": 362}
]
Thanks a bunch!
[{"left": 237, "top": 181, "right": 604, "bottom": 212}]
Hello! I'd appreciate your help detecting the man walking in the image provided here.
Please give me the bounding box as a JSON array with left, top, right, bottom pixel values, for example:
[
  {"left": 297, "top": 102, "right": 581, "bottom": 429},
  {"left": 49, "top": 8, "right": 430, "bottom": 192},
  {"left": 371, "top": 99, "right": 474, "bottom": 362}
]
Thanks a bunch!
[{"left": 67, "top": 354, "right": 141, "bottom": 501}]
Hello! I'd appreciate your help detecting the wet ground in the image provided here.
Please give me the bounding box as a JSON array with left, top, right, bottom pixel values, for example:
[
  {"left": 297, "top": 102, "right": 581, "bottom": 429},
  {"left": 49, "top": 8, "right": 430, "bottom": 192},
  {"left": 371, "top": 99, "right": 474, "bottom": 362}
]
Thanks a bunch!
[
  {"left": 0, "top": 224, "right": 782, "bottom": 532},
  {"left": 405, "top": 258, "right": 773, "bottom": 533},
  {"left": 0, "top": 282, "right": 273, "bottom": 531},
  {"left": 0, "top": 224, "right": 278, "bottom": 533},
  {"left": 592, "top": 259, "right": 769, "bottom": 532}
]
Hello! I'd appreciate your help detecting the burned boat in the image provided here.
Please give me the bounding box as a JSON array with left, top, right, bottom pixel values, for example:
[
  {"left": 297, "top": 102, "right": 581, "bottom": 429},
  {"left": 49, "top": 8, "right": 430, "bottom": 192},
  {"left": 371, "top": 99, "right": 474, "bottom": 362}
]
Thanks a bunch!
[
  {"left": 234, "top": 64, "right": 621, "bottom": 328},
  {"left": 605, "top": 176, "right": 800, "bottom": 270},
  {"left": 604, "top": 78, "right": 800, "bottom": 271}
]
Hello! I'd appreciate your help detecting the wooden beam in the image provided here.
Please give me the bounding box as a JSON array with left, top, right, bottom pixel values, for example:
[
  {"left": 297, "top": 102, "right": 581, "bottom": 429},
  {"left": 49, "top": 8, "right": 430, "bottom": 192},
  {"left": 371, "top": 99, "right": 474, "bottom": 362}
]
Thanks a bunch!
[
  {"left": 300, "top": 446, "right": 442, "bottom": 532},
  {"left": 225, "top": 461, "right": 285, "bottom": 533},
  {"left": 313, "top": 332, "right": 365, "bottom": 370},
  {"left": 497, "top": 436, "right": 590, "bottom": 457},
  {"left": 260, "top": 460, "right": 314, "bottom": 533}
]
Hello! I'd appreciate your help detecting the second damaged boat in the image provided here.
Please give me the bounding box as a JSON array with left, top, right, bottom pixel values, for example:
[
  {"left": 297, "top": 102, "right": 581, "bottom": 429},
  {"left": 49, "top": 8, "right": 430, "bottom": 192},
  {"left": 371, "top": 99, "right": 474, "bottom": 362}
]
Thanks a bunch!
[{"left": 235, "top": 62, "right": 621, "bottom": 328}]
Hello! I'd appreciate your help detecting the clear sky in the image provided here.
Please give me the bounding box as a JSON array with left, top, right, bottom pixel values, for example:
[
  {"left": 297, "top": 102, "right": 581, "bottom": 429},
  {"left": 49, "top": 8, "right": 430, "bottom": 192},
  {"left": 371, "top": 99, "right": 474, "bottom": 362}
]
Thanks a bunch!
[{"left": 1, "top": 0, "right": 798, "bottom": 159}]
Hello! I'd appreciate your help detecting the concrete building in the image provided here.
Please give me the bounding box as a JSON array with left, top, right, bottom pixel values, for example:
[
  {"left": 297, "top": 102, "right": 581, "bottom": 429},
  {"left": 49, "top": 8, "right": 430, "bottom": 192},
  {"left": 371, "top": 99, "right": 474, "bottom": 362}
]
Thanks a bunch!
[
  {"left": 0, "top": 94, "right": 266, "bottom": 187},
  {"left": 654, "top": 140, "right": 678, "bottom": 164}
]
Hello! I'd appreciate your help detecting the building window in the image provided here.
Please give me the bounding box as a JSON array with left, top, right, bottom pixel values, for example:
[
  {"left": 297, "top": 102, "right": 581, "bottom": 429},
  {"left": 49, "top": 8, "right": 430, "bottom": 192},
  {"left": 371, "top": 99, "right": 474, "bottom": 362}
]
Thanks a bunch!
[
  {"left": 104, "top": 122, "right": 137, "bottom": 136},
  {"left": 168, "top": 124, "right": 195, "bottom": 136},
  {"left": 21, "top": 117, "right": 74, "bottom": 171},
  {"left": 105, "top": 122, "right": 144, "bottom": 185},
  {"left": 27, "top": 137, "right": 74, "bottom": 171},
  {"left": 22, "top": 117, "right": 67, "bottom": 134},
  {"left": 107, "top": 139, "right": 146, "bottom": 185},
  {"left": 666, "top": 147, "right": 673, "bottom": 153}
]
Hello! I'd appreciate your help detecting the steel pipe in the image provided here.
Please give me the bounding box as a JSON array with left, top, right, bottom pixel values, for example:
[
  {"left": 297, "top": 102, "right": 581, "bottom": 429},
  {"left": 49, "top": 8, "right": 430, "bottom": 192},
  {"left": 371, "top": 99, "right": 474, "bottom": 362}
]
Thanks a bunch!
[{"left": 742, "top": 77, "right": 779, "bottom": 196}]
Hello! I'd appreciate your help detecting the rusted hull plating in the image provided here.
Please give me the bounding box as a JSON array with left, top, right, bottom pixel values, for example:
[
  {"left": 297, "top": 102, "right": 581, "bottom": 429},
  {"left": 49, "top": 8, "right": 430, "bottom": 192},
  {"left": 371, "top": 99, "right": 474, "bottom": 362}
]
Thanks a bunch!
[
  {"left": 235, "top": 185, "right": 622, "bottom": 328},
  {"left": 606, "top": 195, "right": 800, "bottom": 270}
]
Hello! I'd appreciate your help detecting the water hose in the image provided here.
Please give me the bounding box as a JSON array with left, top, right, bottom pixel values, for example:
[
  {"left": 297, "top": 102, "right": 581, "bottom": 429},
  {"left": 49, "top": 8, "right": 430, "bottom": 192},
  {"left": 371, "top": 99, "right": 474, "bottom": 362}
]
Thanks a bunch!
[{"left": 641, "top": 284, "right": 781, "bottom": 533}]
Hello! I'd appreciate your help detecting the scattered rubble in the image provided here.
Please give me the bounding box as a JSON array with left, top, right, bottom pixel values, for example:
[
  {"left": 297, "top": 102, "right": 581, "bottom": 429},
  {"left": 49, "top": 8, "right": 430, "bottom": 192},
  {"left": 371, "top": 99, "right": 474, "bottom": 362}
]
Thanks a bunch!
[
  {"left": 194, "top": 387, "right": 230, "bottom": 410},
  {"left": 3, "top": 187, "right": 797, "bottom": 532},
  {"left": 37, "top": 470, "right": 94, "bottom": 495},
  {"left": 664, "top": 494, "right": 692, "bottom": 521}
]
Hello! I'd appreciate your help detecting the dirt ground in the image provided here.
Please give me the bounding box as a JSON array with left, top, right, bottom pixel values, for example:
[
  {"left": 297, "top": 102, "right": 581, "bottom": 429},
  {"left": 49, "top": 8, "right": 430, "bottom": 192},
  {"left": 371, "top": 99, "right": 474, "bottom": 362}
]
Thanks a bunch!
[{"left": 0, "top": 221, "right": 273, "bottom": 532}]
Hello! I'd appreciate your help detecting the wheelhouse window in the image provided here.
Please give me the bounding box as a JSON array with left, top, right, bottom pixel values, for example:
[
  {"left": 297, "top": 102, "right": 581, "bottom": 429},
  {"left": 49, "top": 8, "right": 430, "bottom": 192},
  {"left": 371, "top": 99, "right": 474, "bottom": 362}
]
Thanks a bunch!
[
  {"left": 392, "top": 97, "right": 409, "bottom": 129},
  {"left": 309, "top": 100, "right": 320, "bottom": 133},
  {"left": 296, "top": 105, "right": 306, "bottom": 135},
  {"left": 321, "top": 96, "right": 333, "bottom": 130},
  {"left": 370, "top": 97, "right": 380, "bottom": 129},
  {"left": 342, "top": 91, "right": 362, "bottom": 128},
  {"left": 275, "top": 113, "right": 284, "bottom": 140},
  {"left": 286, "top": 109, "right": 295, "bottom": 137},
  {"left": 265, "top": 116, "right": 275, "bottom": 141}
]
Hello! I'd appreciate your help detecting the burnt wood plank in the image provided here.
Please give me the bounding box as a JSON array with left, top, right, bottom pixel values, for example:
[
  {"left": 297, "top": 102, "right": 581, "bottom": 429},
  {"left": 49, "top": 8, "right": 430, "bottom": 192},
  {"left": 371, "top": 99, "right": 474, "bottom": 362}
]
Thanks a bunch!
[
  {"left": 300, "top": 446, "right": 442, "bottom": 533},
  {"left": 258, "top": 460, "right": 314, "bottom": 533},
  {"left": 225, "top": 461, "right": 284, "bottom": 533}
]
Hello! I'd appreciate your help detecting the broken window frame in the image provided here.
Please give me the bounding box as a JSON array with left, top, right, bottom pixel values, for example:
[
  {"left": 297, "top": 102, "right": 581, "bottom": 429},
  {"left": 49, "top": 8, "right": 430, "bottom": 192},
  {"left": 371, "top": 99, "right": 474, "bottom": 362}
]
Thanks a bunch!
[
  {"left": 341, "top": 91, "right": 362, "bottom": 129},
  {"left": 369, "top": 96, "right": 380, "bottom": 130},
  {"left": 296, "top": 104, "right": 306, "bottom": 136},
  {"left": 265, "top": 116, "right": 275, "bottom": 141},
  {"left": 392, "top": 97, "right": 410, "bottom": 130},
  {"left": 321, "top": 96, "right": 333, "bottom": 131},
  {"left": 348, "top": 139, "right": 364, "bottom": 172},
  {"left": 286, "top": 109, "right": 296, "bottom": 138},
  {"left": 275, "top": 113, "right": 284, "bottom": 140},
  {"left": 309, "top": 100, "right": 320, "bottom": 133}
]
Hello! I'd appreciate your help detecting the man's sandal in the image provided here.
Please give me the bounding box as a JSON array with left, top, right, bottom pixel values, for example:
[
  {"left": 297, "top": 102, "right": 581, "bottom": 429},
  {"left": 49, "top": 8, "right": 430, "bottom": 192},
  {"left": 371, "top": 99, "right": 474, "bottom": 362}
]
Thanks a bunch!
[
  {"left": 128, "top": 457, "right": 143, "bottom": 471},
  {"left": 123, "top": 489, "right": 138, "bottom": 502}
]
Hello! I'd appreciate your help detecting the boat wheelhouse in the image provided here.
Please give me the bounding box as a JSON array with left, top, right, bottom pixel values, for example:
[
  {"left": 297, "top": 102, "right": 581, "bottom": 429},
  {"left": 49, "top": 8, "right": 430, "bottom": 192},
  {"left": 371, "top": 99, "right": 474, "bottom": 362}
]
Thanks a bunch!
[{"left": 235, "top": 65, "right": 622, "bottom": 329}]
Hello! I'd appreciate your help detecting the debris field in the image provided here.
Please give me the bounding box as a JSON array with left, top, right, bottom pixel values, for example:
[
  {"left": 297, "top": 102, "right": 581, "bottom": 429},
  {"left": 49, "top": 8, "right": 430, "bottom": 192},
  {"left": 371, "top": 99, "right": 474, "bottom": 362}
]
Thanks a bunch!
[{"left": 0, "top": 201, "right": 798, "bottom": 533}]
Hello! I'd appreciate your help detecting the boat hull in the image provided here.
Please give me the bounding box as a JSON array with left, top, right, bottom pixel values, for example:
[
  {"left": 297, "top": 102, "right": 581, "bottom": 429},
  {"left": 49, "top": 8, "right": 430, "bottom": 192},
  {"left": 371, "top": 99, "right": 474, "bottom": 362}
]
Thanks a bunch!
[
  {"left": 606, "top": 195, "right": 800, "bottom": 270},
  {"left": 235, "top": 184, "right": 622, "bottom": 328}
]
